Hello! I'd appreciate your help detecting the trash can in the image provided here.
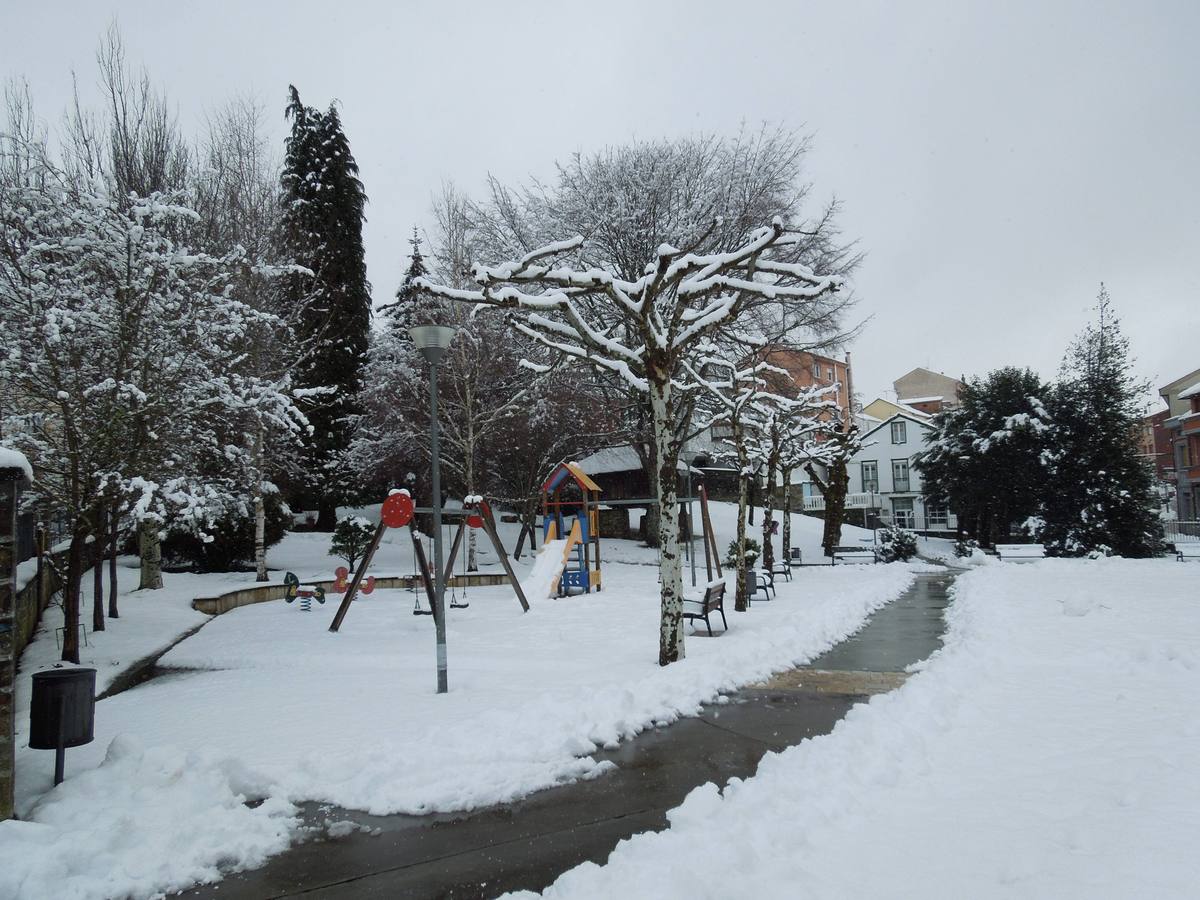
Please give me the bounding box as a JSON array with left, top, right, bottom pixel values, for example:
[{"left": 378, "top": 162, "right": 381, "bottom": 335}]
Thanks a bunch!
[{"left": 30, "top": 667, "right": 96, "bottom": 750}]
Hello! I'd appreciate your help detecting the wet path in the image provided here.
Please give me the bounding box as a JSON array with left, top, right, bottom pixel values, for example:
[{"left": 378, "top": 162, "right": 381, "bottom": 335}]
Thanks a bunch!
[{"left": 185, "top": 572, "right": 955, "bottom": 900}]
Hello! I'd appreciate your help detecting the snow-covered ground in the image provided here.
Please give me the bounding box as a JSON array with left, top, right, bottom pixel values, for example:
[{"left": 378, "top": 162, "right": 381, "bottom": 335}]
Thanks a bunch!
[
  {"left": 516, "top": 557, "right": 1200, "bottom": 900},
  {"left": 1, "top": 503, "right": 902, "bottom": 900}
]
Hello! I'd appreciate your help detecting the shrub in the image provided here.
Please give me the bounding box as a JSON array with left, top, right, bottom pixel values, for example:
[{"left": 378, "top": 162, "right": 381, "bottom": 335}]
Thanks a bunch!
[
  {"left": 725, "top": 537, "right": 761, "bottom": 568},
  {"left": 877, "top": 525, "right": 917, "bottom": 563},
  {"left": 161, "top": 490, "right": 292, "bottom": 572},
  {"left": 954, "top": 537, "right": 980, "bottom": 559},
  {"left": 330, "top": 516, "right": 376, "bottom": 571}
]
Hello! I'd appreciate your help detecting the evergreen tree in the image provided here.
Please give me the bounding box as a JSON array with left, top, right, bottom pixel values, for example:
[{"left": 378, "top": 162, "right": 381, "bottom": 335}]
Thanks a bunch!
[
  {"left": 276, "top": 85, "right": 371, "bottom": 529},
  {"left": 379, "top": 228, "right": 440, "bottom": 332},
  {"left": 916, "top": 367, "right": 1052, "bottom": 545},
  {"left": 1041, "top": 286, "right": 1162, "bottom": 556}
]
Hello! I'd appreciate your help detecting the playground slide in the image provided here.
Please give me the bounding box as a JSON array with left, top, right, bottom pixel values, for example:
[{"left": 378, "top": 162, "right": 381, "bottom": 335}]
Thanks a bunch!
[{"left": 522, "top": 539, "right": 568, "bottom": 600}]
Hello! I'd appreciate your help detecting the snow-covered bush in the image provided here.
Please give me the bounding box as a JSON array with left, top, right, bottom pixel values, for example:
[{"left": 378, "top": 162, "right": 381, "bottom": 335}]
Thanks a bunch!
[
  {"left": 877, "top": 526, "right": 917, "bottom": 563},
  {"left": 161, "top": 492, "right": 292, "bottom": 573},
  {"left": 330, "top": 516, "right": 376, "bottom": 570},
  {"left": 954, "top": 538, "right": 980, "bottom": 559},
  {"left": 725, "top": 537, "right": 761, "bottom": 568}
]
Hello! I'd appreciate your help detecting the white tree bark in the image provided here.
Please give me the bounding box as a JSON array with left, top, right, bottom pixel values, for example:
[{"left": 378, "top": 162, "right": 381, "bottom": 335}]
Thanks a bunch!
[
  {"left": 651, "top": 375, "right": 685, "bottom": 665},
  {"left": 253, "top": 426, "right": 268, "bottom": 582},
  {"left": 137, "top": 518, "right": 163, "bottom": 590}
]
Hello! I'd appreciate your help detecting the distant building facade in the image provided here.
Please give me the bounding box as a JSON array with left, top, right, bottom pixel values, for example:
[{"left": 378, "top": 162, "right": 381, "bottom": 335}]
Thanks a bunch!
[
  {"left": 1160, "top": 368, "right": 1200, "bottom": 521},
  {"left": 802, "top": 411, "right": 957, "bottom": 534},
  {"left": 891, "top": 367, "right": 965, "bottom": 415}
]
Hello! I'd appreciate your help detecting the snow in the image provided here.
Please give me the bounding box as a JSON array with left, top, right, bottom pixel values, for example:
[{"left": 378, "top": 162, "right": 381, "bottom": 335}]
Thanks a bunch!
[
  {"left": 896, "top": 395, "right": 942, "bottom": 404},
  {"left": 575, "top": 444, "right": 691, "bottom": 476},
  {"left": 516, "top": 558, "right": 1200, "bottom": 899},
  {"left": 522, "top": 538, "right": 568, "bottom": 599},
  {"left": 0, "top": 445, "right": 33, "bottom": 481},
  {"left": 2, "top": 502, "right": 909, "bottom": 900},
  {"left": 1178, "top": 381, "right": 1200, "bottom": 400}
]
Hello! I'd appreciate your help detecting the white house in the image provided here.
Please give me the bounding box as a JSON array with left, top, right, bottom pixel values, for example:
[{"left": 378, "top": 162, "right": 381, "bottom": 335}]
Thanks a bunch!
[{"left": 804, "top": 411, "right": 957, "bottom": 533}]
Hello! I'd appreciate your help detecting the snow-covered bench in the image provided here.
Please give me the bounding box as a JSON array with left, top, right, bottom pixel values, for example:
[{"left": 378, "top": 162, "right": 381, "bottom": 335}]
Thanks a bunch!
[
  {"left": 1177, "top": 544, "right": 1200, "bottom": 562},
  {"left": 683, "top": 580, "right": 728, "bottom": 635},
  {"left": 995, "top": 543, "right": 1046, "bottom": 562},
  {"left": 831, "top": 546, "right": 877, "bottom": 565}
]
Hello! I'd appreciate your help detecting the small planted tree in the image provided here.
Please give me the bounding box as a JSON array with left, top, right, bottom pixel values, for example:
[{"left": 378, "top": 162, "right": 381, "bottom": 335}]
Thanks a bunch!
[
  {"left": 803, "top": 419, "right": 865, "bottom": 557},
  {"left": 329, "top": 516, "right": 376, "bottom": 572}
]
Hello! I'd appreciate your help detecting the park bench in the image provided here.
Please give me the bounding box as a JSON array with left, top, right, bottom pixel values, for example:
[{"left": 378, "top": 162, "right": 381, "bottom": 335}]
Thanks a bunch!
[
  {"left": 771, "top": 560, "right": 793, "bottom": 582},
  {"left": 831, "top": 545, "right": 877, "bottom": 565},
  {"left": 683, "top": 580, "right": 728, "bottom": 635},
  {"left": 995, "top": 543, "right": 1046, "bottom": 562},
  {"left": 1176, "top": 543, "right": 1200, "bottom": 562}
]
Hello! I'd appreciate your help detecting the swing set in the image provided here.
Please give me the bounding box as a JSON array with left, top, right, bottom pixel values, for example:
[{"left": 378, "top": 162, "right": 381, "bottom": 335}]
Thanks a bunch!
[{"left": 328, "top": 491, "right": 529, "bottom": 633}]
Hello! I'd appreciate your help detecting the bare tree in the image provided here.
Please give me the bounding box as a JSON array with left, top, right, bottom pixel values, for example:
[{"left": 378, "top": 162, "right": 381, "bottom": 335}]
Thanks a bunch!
[
  {"left": 418, "top": 218, "right": 842, "bottom": 665},
  {"left": 464, "top": 130, "right": 862, "bottom": 546}
]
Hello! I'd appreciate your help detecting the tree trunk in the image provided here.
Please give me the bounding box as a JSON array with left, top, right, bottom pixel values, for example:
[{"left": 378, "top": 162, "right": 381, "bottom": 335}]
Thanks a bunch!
[
  {"left": 762, "top": 454, "right": 778, "bottom": 572},
  {"left": 254, "top": 427, "right": 268, "bottom": 583},
  {"left": 138, "top": 518, "right": 163, "bottom": 590},
  {"left": 92, "top": 506, "right": 105, "bottom": 632},
  {"left": 733, "top": 428, "right": 751, "bottom": 612},
  {"left": 650, "top": 375, "right": 684, "bottom": 666},
  {"left": 643, "top": 441, "right": 661, "bottom": 548},
  {"left": 62, "top": 522, "right": 87, "bottom": 664},
  {"left": 821, "top": 463, "right": 849, "bottom": 555},
  {"left": 315, "top": 496, "right": 338, "bottom": 532},
  {"left": 781, "top": 466, "right": 793, "bottom": 566},
  {"left": 465, "top": 444, "right": 478, "bottom": 571},
  {"left": 108, "top": 501, "right": 119, "bottom": 618},
  {"left": 734, "top": 470, "right": 750, "bottom": 611}
]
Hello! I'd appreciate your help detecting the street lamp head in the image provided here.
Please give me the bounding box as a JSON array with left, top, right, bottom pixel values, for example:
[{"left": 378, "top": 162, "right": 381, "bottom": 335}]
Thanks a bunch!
[{"left": 409, "top": 324, "right": 457, "bottom": 365}]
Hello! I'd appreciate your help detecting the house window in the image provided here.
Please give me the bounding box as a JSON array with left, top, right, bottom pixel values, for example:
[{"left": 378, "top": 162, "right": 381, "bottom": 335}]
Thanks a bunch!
[
  {"left": 926, "top": 502, "right": 949, "bottom": 528},
  {"left": 891, "top": 420, "right": 907, "bottom": 444},
  {"left": 861, "top": 461, "right": 878, "bottom": 494},
  {"left": 711, "top": 422, "right": 733, "bottom": 440},
  {"left": 892, "top": 459, "right": 911, "bottom": 492},
  {"left": 812, "top": 362, "right": 821, "bottom": 379},
  {"left": 827, "top": 367, "right": 835, "bottom": 380},
  {"left": 891, "top": 497, "right": 915, "bottom": 528}
]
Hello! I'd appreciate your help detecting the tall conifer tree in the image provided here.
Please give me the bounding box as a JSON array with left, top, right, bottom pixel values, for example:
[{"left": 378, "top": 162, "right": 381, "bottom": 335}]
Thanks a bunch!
[
  {"left": 1042, "top": 286, "right": 1162, "bottom": 556},
  {"left": 276, "top": 85, "right": 371, "bottom": 528}
]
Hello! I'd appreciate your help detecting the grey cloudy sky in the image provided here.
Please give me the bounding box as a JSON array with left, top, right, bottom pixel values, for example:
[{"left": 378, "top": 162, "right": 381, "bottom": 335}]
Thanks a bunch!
[{"left": 5, "top": 0, "right": 1197, "bottom": 404}]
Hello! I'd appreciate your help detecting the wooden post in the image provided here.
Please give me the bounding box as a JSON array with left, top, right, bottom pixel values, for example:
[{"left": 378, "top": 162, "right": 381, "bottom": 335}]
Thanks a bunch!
[
  {"left": 700, "top": 484, "right": 722, "bottom": 579},
  {"left": 328, "top": 520, "right": 388, "bottom": 632},
  {"left": 409, "top": 523, "right": 439, "bottom": 623},
  {"left": 442, "top": 519, "right": 466, "bottom": 587},
  {"left": 478, "top": 503, "right": 530, "bottom": 612}
]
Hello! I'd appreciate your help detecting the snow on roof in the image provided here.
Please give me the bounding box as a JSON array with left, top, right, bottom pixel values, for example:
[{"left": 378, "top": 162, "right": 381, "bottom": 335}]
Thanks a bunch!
[
  {"left": 897, "top": 396, "right": 943, "bottom": 404},
  {"left": 577, "top": 445, "right": 692, "bottom": 476},
  {"left": 1179, "top": 382, "right": 1200, "bottom": 400},
  {"left": 0, "top": 447, "right": 33, "bottom": 482}
]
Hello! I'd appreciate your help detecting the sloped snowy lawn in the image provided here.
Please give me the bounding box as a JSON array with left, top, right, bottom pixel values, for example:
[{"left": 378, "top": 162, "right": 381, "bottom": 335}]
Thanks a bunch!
[
  {"left": 517, "top": 558, "right": 1200, "bottom": 900},
  {"left": 1, "top": 560, "right": 916, "bottom": 900}
]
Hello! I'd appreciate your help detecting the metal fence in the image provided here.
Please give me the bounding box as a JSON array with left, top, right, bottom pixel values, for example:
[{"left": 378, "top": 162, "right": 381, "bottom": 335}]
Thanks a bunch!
[{"left": 1163, "top": 521, "right": 1200, "bottom": 544}]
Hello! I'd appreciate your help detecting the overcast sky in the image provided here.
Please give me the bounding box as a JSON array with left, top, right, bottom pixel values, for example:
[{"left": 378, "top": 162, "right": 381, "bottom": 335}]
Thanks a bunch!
[{"left": 5, "top": 0, "right": 1197, "bottom": 405}]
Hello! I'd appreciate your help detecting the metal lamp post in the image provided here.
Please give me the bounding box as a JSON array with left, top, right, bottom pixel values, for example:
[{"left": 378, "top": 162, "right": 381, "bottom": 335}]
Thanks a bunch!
[{"left": 409, "top": 324, "right": 456, "bottom": 694}]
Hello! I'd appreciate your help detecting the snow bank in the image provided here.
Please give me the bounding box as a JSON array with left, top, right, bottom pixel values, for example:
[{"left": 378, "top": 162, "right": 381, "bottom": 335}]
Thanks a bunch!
[
  {"left": 8, "top": 560, "right": 915, "bottom": 899},
  {"left": 0, "top": 736, "right": 297, "bottom": 900},
  {"left": 517, "top": 558, "right": 1200, "bottom": 899}
]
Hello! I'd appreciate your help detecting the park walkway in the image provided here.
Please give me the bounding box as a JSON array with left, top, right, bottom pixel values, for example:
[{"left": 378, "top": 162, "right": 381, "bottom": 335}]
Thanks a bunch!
[{"left": 185, "top": 571, "right": 955, "bottom": 899}]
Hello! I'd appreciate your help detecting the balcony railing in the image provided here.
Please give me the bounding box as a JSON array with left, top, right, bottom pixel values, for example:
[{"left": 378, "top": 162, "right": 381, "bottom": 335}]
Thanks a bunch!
[{"left": 803, "top": 492, "right": 880, "bottom": 512}]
